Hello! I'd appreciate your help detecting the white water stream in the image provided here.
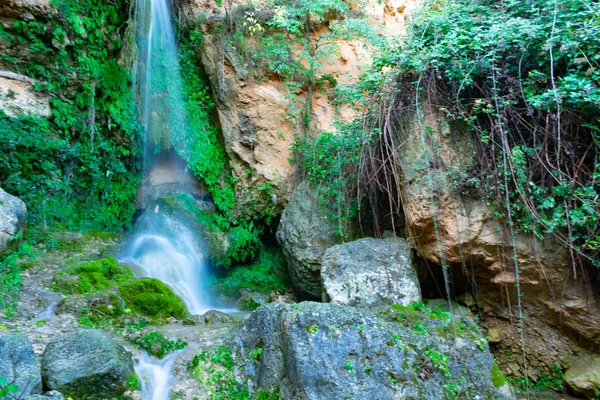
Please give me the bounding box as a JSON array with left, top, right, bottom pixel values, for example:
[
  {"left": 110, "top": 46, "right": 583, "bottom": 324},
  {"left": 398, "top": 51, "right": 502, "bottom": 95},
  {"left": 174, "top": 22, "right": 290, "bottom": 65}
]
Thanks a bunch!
[
  {"left": 122, "top": 0, "right": 211, "bottom": 397},
  {"left": 135, "top": 352, "right": 179, "bottom": 400}
]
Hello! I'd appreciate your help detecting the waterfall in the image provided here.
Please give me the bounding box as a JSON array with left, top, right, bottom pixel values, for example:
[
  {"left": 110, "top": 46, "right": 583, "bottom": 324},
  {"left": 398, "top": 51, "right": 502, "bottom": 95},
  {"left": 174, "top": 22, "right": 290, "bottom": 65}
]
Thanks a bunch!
[{"left": 121, "top": 0, "right": 210, "bottom": 316}]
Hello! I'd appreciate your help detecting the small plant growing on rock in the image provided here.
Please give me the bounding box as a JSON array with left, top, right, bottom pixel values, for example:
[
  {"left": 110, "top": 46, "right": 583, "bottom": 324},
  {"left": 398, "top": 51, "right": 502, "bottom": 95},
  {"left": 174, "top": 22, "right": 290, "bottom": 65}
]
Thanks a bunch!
[
  {"left": 130, "top": 331, "right": 187, "bottom": 359},
  {"left": 425, "top": 348, "right": 451, "bottom": 377}
]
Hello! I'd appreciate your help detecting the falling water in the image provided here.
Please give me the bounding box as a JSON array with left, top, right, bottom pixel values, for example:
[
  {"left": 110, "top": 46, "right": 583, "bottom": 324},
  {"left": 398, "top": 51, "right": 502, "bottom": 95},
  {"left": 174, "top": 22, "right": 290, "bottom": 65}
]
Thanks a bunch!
[
  {"left": 135, "top": 353, "right": 179, "bottom": 400},
  {"left": 122, "top": 0, "right": 211, "bottom": 396},
  {"left": 119, "top": 202, "right": 210, "bottom": 315},
  {"left": 121, "top": 0, "right": 211, "bottom": 314}
]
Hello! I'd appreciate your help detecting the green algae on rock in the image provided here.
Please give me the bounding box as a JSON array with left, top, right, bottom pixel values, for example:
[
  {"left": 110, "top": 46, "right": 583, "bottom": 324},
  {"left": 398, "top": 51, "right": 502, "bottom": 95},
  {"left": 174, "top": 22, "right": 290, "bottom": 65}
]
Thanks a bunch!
[
  {"left": 52, "top": 257, "right": 133, "bottom": 294},
  {"left": 118, "top": 278, "right": 188, "bottom": 321}
]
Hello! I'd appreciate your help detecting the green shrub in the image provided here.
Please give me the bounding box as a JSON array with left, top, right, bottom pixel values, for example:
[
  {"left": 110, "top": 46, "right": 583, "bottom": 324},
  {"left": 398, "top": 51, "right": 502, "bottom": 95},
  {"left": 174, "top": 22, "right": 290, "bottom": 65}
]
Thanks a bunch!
[
  {"left": 212, "top": 247, "right": 290, "bottom": 297},
  {"left": 53, "top": 257, "right": 133, "bottom": 294},
  {"left": 118, "top": 278, "right": 188, "bottom": 320}
]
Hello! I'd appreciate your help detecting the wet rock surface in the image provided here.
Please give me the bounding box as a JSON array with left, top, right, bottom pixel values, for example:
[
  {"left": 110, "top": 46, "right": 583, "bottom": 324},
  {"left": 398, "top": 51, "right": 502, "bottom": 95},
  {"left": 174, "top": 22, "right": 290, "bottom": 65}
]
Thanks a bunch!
[
  {"left": 41, "top": 330, "right": 134, "bottom": 399},
  {"left": 231, "top": 302, "right": 511, "bottom": 400},
  {"left": 276, "top": 182, "right": 341, "bottom": 298},
  {"left": 203, "top": 310, "right": 235, "bottom": 324},
  {"left": 0, "top": 334, "right": 43, "bottom": 397},
  {"left": 321, "top": 237, "right": 421, "bottom": 307}
]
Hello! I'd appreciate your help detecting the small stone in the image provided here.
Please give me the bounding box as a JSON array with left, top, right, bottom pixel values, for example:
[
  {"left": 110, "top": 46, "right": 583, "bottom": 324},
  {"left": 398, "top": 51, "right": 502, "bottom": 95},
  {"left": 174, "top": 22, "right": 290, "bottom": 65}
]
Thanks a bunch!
[
  {"left": 167, "top": 317, "right": 177, "bottom": 324},
  {"left": 488, "top": 328, "right": 502, "bottom": 343}
]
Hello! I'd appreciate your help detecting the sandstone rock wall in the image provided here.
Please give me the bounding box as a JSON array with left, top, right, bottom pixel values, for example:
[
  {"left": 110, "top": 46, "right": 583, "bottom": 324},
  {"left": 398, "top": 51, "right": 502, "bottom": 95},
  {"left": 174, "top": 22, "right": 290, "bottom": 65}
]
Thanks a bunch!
[
  {"left": 395, "top": 104, "right": 600, "bottom": 377},
  {"left": 182, "top": 0, "right": 415, "bottom": 214}
]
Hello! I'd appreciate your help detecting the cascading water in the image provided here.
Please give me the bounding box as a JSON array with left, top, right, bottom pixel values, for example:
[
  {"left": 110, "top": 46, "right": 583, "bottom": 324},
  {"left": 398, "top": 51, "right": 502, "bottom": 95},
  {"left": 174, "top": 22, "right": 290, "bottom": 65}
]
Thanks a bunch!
[
  {"left": 120, "top": 0, "right": 212, "bottom": 397},
  {"left": 120, "top": 0, "right": 210, "bottom": 315},
  {"left": 135, "top": 352, "right": 179, "bottom": 400}
]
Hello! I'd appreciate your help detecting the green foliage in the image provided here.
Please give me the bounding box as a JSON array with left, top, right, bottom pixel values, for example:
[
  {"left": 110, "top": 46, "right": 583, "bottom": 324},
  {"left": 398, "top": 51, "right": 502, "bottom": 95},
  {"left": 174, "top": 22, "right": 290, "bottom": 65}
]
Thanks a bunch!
[
  {"left": 0, "top": 377, "right": 19, "bottom": 399},
  {"left": 118, "top": 278, "right": 189, "bottom": 321},
  {"left": 511, "top": 363, "right": 564, "bottom": 393},
  {"left": 190, "top": 346, "right": 249, "bottom": 399},
  {"left": 175, "top": 36, "right": 272, "bottom": 267},
  {"left": 385, "top": 0, "right": 600, "bottom": 264},
  {"left": 0, "top": 244, "right": 28, "bottom": 316},
  {"left": 292, "top": 120, "right": 368, "bottom": 238},
  {"left": 190, "top": 346, "right": 279, "bottom": 399},
  {"left": 131, "top": 331, "right": 187, "bottom": 359},
  {"left": 0, "top": 0, "right": 140, "bottom": 231},
  {"left": 211, "top": 246, "right": 290, "bottom": 297},
  {"left": 425, "top": 348, "right": 451, "bottom": 377},
  {"left": 127, "top": 374, "right": 141, "bottom": 391},
  {"left": 177, "top": 39, "right": 236, "bottom": 218},
  {"left": 52, "top": 257, "right": 133, "bottom": 294}
]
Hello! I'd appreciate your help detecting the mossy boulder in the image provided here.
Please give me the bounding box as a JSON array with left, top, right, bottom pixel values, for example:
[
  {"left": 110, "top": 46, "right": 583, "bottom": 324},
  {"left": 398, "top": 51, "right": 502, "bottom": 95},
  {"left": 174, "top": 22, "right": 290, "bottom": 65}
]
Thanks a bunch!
[
  {"left": 118, "top": 278, "right": 188, "bottom": 321},
  {"left": 53, "top": 257, "right": 133, "bottom": 294}
]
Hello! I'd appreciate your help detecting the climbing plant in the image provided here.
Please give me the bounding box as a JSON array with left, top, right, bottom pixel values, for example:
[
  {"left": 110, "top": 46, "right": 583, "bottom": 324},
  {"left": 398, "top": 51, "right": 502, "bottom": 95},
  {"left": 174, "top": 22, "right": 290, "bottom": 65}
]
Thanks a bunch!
[{"left": 0, "top": 0, "right": 140, "bottom": 230}]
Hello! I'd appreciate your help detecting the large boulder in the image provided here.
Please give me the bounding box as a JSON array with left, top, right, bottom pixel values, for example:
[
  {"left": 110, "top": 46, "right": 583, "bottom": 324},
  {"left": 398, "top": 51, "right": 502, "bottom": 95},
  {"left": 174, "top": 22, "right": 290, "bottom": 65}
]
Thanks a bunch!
[
  {"left": 276, "top": 182, "right": 340, "bottom": 298},
  {"left": 0, "top": 334, "right": 42, "bottom": 397},
  {"left": 230, "top": 302, "right": 512, "bottom": 399},
  {"left": 0, "top": 187, "right": 26, "bottom": 254},
  {"left": 321, "top": 237, "right": 421, "bottom": 307},
  {"left": 564, "top": 354, "right": 600, "bottom": 398},
  {"left": 41, "top": 330, "right": 134, "bottom": 399}
]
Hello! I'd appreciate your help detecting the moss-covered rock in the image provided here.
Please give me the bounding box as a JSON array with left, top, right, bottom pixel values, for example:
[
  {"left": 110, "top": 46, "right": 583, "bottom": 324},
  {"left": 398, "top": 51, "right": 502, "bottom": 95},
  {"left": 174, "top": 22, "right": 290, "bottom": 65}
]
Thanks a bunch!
[
  {"left": 53, "top": 257, "right": 133, "bottom": 294},
  {"left": 118, "top": 278, "right": 188, "bottom": 321}
]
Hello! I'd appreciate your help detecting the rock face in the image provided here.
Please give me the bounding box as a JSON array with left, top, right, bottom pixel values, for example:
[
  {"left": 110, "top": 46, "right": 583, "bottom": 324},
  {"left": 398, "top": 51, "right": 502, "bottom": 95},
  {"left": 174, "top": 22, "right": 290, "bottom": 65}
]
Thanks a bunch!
[
  {"left": 0, "top": 187, "right": 27, "bottom": 254},
  {"left": 564, "top": 354, "right": 600, "bottom": 398},
  {"left": 395, "top": 109, "right": 600, "bottom": 375},
  {"left": 321, "top": 237, "right": 421, "bottom": 307},
  {"left": 182, "top": 0, "right": 416, "bottom": 216},
  {"left": 41, "top": 330, "right": 134, "bottom": 399},
  {"left": 0, "top": 75, "right": 51, "bottom": 118},
  {"left": 0, "top": 334, "right": 43, "bottom": 397},
  {"left": 276, "top": 182, "right": 340, "bottom": 298},
  {"left": 237, "top": 291, "right": 270, "bottom": 311},
  {"left": 231, "top": 302, "right": 511, "bottom": 399}
]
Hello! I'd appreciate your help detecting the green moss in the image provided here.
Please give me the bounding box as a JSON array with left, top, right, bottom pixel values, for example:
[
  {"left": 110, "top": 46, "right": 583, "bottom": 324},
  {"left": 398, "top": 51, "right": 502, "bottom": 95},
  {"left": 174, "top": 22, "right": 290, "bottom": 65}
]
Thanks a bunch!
[
  {"left": 491, "top": 363, "right": 507, "bottom": 388},
  {"left": 53, "top": 257, "right": 133, "bottom": 294},
  {"left": 118, "top": 278, "right": 188, "bottom": 320}
]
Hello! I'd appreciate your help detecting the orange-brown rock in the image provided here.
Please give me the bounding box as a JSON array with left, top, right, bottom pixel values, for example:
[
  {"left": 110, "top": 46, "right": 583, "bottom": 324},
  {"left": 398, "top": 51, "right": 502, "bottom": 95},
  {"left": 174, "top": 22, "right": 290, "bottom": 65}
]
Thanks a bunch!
[
  {"left": 397, "top": 105, "right": 600, "bottom": 376},
  {"left": 182, "top": 0, "right": 414, "bottom": 215}
]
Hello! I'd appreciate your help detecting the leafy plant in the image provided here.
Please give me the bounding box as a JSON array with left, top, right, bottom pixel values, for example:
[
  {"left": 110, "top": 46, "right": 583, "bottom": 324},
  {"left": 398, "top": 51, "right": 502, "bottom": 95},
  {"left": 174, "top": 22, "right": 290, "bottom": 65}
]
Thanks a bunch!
[
  {"left": 426, "top": 348, "right": 451, "bottom": 377},
  {"left": 0, "top": 377, "right": 18, "bottom": 399},
  {"left": 131, "top": 331, "right": 187, "bottom": 359},
  {"left": 210, "top": 246, "right": 290, "bottom": 296}
]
